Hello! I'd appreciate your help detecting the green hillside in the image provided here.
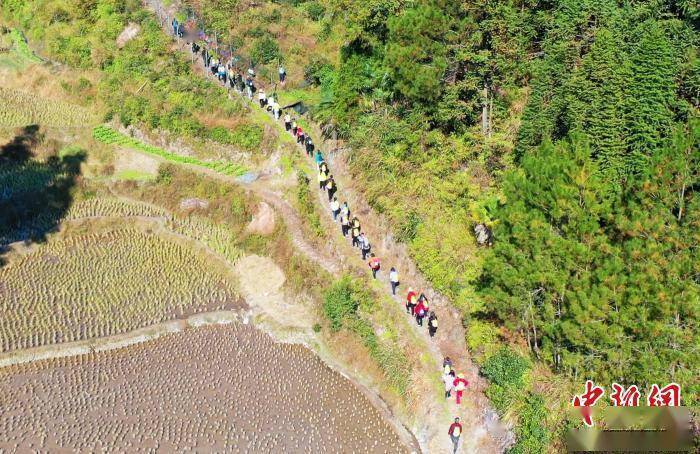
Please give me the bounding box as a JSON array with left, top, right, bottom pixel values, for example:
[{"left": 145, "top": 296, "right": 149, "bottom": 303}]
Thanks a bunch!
[{"left": 2, "top": 0, "right": 697, "bottom": 450}]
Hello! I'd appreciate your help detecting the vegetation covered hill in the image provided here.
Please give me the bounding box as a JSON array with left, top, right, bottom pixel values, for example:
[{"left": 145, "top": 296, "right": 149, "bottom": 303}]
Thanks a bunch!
[
  {"left": 176, "top": 0, "right": 699, "bottom": 398},
  {"left": 1, "top": 0, "right": 698, "bottom": 451},
  {"left": 180, "top": 1, "right": 698, "bottom": 444}
]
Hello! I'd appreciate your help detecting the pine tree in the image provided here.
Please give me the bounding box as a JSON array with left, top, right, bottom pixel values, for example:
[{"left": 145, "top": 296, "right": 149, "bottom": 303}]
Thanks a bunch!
[
  {"left": 579, "top": 27, "right": 629, "bottom": 183},
  {"left": 383, "top": 1, "right": 450, "bottom": 103},
  {"left": 480, "top": 134, "right": 617, "bottom": 374},
  {"left": 625, "top": 20, "right": 677, "bottom": 174}
]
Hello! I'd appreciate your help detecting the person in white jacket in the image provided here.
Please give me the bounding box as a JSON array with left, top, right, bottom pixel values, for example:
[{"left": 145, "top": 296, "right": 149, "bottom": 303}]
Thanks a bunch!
[
  {"left": 389, "top": 267, "right": 400, "bottom": 295},
  {"left": 443, "top": 370, "right": 455, "bottom": 398}
]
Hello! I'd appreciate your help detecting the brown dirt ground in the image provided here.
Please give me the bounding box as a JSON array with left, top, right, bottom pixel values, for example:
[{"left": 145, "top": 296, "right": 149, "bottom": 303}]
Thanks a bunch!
[{"left": 0, "top": 323, "right": 412, "bottom": 453}]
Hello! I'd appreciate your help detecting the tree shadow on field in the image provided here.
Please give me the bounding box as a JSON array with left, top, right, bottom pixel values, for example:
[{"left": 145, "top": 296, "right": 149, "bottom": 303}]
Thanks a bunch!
[{"left": 0, "top": 125, "right": 85, "bottom": 267}]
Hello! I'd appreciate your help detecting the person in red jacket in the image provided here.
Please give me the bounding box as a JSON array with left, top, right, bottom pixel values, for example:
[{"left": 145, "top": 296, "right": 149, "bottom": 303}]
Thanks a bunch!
[
  {"left": 453, "top": 373, "right": 469, "bottom": 405},
  {"left": 405, "top": 287, "right": 417, "bottom": 315},
  {"left": 448, "top": 417, "right": 462, "bottom": 454},
  {"left": 368, "top": 254, "right": 381, "bottom": 279},
  {"left": 414, "top": 298, "right": 427, "bottom": 326}
]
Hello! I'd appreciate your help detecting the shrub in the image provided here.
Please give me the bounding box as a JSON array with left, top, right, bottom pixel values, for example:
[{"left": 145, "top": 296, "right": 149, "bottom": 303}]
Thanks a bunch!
[
  {"left": 245, "top": 26, "right": 268, "bottom": 39},
  {"left": 482, "top": 347, "right": 530, "bottom": 388},
  {"left": 304, "top": 2, "right": 325, "bottom": 21},
  {"left": 394, "top": 210, "right": 421, "bottom": 243},
  {"left": 230, "top": 124, "right": 263, "bottom": 150},
  {"left": 304, "top": 56, "right": 333, "bottom": 86},
  {"left": 323, "top": 276, "right": 359, "bottom": 331},
  {"left": 240, "top": 233, "right": 270, "bottom": 256},
  {"left": 157, "top": 165, "right": 173, "bottom": 185},
  {"left": 348, "top": 317, "right": 410, "bottom": 395},
  {"left": 485, "top": 383, "right": 520, "bottom": 415},
  {"left": 250, "top": 35, "right": 280, "bottom": 65},
  {"left": 467, "top": 319, "right": 500, "bottom": 357},
  {"left": 508, "top": 393, "right": 550, "bottom": 454},
  {"left": 209, "top": 126, "right": 231, "bottom": 143},
  {"left": 58, "top": 145, "right": 85, "bottom": 159},
  {"left": 482, "top": 348, "right": 531, "bottom": 416},
  {"left": 266, "top": 8, "right": 282, "bottom": 23}
]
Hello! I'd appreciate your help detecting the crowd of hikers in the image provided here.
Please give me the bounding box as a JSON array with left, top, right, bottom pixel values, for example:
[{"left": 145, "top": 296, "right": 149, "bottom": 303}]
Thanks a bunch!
[{"left": 170, "top": 22, "right": 468, "bottom": 451}]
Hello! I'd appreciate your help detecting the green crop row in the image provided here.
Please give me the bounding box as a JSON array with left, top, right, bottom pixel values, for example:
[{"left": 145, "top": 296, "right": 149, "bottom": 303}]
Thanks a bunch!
[
  {"left": 93, "top": 125, "right": 247, "bottom": 177},
  {"left": 8, "top": 29, "right": 42, "bottom": 63}
]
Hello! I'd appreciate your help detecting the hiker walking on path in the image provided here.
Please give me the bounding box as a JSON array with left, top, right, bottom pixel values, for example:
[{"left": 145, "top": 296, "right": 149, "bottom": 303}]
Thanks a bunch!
[
  {"left": 418, "top": 292, "right": 429, "bottom": 308},
  {"left": 428, "top": 311, "right": 438, "bottom": 337},
  {"left": 245, "top": 75, "right": 254, "bottom": 99},
  {"left": 330, "top": 197, "right": 340, "bottom": 221},
  {"left": 368, "top": 254, "right": 381, "bottom": 279},
  {"left": 421, "top": 296, "right": 430, "bottom": 320},
  {"left": 351, "top": 218, "right": 361, "bottom": 247},
  {"left": 284, "top": 113, "right": 292, "bottom": 131},
  {"left": 297, "top": 127, "right": 305, "bottom": 145},
  {"left": 272, "top": 101, "right": 281, "bottom": 120},
  {"left": 292, "top": 120, "right": 298, "bottom": 136},
  {"left": 415, "top": 298, "right": 427, "bottom": 326},
  {"left": 359, "top": 233, "right": 371, "bottom": 259},
  {"left": 305, "top": 136, "right": 315, "bottom": 157},
  {"left": 350, "top": 223, "right": 360, "bottom": 247},
  {"left": 318, "top": 168, "right": 329, "bottom": 190},
  {"left": 448, "top": 417, "right": 463, "bottom": 454},
  {"left": 326, "top": 175, "right": 336, "bottom": 201},
  {"left": 316, "top": 151, "right": 325, "bottom": 169},
  {"left": 443, "top": 357, "right": 453, "bottom": 374},
  {"left": 453, "top": 374, "right": 469, "bottom": 405},
  {"left": 278, "top": 65, "right": 286, "bottom": 84},
  {"left": 340, "top": 212, "right": 350, "bottom": 237},
  {"left": 406, "top": 287, "right": 417, "bottom": 314},
  {"left": 389, "top": 267, "right": 399, "bottom": 295},
  {"left": 443, "top": 369, "right": 455, "bottom": 398},
  {"left": 258, "top": 89, "right": 267, "bottom": 108},
  {"left": 228, "top": 67, "right": 235, "bottom": 86}
]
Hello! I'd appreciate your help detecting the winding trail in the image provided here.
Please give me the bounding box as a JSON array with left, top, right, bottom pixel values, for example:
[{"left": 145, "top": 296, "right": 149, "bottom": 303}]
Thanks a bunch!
[
  {"left": 134, "top": 2, "right": 514, "bottom": 452},
  {"left": 253, "top": 185, "right": 341, "bottom": 275}
]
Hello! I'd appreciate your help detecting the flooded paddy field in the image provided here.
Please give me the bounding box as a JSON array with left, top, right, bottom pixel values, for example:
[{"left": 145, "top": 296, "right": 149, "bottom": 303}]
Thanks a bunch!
[{"left": 0, "top": 322, "right": 412, "bottom": 453}]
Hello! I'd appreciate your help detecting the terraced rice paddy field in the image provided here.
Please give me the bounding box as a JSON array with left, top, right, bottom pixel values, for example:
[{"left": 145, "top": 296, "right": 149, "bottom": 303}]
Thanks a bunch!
[
  {"left": 0, "top": 87, "right": 97, "bottom": 128},
  {"left": 0, "top": 221, "right": 243, "bottom": 352},
  {"left": 0, "top": 323, "right": 410, "bottom": 452}
]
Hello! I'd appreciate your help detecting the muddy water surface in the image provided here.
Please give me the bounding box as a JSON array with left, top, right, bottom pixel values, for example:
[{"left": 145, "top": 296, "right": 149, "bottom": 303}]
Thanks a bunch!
[{"left": 0, "top": 322, "right": 409, "bottom": 453}]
